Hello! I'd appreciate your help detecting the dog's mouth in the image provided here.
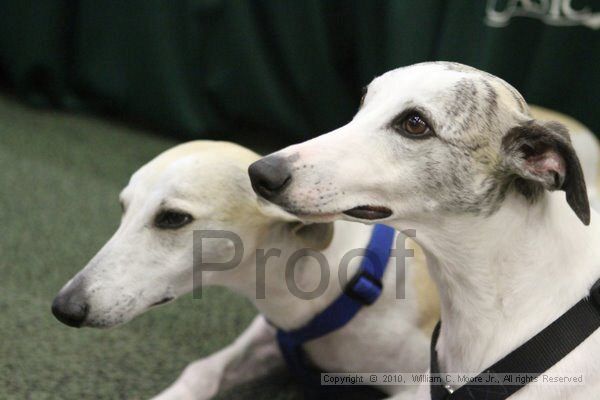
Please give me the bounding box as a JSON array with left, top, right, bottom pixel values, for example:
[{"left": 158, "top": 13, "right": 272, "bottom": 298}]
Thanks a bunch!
[
  {"left": 343, "top": 205, "right": 392, "bottom": 220},
  {"left": 149, "top": 297, "right": 175, "bottom": 308}
]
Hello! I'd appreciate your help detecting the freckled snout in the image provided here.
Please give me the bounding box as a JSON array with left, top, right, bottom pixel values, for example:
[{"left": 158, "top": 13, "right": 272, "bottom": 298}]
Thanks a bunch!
[
  {"left": 51, "top": 281, "right": 89, "bottom": 328},
  {"left": 248, "top": 155, "right": 292, "bottom": 201}
]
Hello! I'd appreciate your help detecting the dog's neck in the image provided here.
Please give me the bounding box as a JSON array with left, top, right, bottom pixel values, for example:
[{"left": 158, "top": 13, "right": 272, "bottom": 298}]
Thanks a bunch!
[
  {"left": 405, "top": 192, "right": 600, "bottom": 375},
  {"left": 217, "top": 221, "right": 374, "bottom": 331}
]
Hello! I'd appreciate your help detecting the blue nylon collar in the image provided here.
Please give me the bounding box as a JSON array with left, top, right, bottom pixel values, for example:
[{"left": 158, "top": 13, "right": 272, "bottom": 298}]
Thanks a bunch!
[{"left": 275, "top": 224, "right": 396, "bottom": 395}]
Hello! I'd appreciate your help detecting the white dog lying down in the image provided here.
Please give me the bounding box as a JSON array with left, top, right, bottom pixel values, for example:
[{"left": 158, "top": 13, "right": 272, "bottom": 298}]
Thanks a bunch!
[
  {"left": 52, "top": 140, "right": 442, "bottom": 399},
  {"left": 248, "top": 62, "right": 600, "bottom": 400}
]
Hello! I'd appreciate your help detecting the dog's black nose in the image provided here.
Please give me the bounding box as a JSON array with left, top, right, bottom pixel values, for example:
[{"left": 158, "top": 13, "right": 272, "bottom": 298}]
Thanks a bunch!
[
  {"left": 248, "top": 156, "right": 292, "bottom": 200},
  {"left": 51, "top": 288, "right": 89, "bottom": 328}
]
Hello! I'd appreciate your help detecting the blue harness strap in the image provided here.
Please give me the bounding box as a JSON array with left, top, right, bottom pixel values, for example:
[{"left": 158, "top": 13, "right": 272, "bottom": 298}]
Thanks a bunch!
[{"left": 276, "top": 224, "right": 396, "bottom": 397}]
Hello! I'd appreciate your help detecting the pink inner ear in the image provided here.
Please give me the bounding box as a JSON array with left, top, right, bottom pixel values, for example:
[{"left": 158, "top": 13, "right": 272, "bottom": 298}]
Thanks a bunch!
[{"left": 527, "top": 149, "right": 565, "bottom": 177}]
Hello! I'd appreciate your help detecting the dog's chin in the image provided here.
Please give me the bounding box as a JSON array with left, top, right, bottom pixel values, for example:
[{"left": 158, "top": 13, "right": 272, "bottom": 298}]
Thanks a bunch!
[
  {"left": 287, "top": 210, "right": 340, "bottom": 223},
  {"left": 83, "top": 310, "right": 142, "bottom": 329},
  {"left": 342, "top": 205, "right": 393, "bottom": 220},
  {"left": 83, "top": 318, "right": 126, "bottom": 329}
]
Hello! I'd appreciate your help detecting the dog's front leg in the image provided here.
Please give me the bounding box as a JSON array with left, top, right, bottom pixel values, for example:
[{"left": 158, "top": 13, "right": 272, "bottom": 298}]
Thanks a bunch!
[{"left": 151, "top": 314, "right": 284, "bottom": 400}]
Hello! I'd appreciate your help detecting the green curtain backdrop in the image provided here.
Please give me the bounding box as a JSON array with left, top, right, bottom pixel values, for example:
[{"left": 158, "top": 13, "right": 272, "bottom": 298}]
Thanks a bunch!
[{"left": 0, "top": 0, "right": 598, "bottom": 141}]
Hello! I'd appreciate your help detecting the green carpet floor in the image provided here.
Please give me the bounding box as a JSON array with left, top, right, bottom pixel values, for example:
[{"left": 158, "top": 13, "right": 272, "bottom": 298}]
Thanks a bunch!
[{"left": 0, "top": 96, "right": 302, "bottom": 399}]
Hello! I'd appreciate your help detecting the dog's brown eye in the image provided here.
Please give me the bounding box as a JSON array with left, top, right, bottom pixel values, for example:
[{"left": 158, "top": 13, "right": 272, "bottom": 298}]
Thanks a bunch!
[
  {"left": 402, "top": 114, "right": 430, "bottom": 136},
  {"left": 155, "top": 210, "right": 193, "bottom": 229}
]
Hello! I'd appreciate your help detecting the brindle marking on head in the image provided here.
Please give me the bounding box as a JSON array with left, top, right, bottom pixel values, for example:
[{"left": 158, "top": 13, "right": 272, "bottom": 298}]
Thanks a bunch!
[
  {"left": 410, "top": 62, "right": 539, "bottom": 217},
  {"left": 433, "top": 61, "right": 528, "bottom": 113},
  {"left": 417, "top": 139, "right": 507, "bottom": 217},
  {"left": 370, "top": 63, "right": 529, "bottom": 218},
  {"left": 481, "top": 79, "right": 499, "bottom": 121},
  {"left": 435, "top": 76, "right": 504, "bottom": 155}
]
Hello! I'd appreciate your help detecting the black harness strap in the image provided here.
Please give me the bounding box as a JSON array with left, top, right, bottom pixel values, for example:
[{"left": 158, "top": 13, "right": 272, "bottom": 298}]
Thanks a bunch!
[{"left": 430, "top": 278, "right": 600, "bottom": 400}]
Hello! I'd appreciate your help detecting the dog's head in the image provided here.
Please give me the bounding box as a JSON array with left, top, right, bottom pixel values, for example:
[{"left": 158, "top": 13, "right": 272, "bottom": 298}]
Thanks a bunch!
[
  {"left": 249, "top": 62, "right": 590, "bottom": 227},
  {"left": 52, "top": 141, "right": 328, "bottom": 328}
]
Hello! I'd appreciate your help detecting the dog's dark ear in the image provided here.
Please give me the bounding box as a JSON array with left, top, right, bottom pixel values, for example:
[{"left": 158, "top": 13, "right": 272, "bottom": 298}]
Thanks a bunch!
[
  {"left": 290, "top": 222, "right": 334, "bottom": 250},
  {"left": 502, "top": 120, "right": 590, "bottom": 225}
]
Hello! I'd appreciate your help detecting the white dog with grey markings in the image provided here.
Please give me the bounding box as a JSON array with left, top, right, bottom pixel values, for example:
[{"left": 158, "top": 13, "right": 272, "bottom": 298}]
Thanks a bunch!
[
  {"left": 50, "top": 76, "right": 599, "bottom": 399},
  {"left": 52, "top": 140, "right": 441, "bottom": 399},
  {"left": 248, "top": 62, "right": 600, "bottom": 399}
]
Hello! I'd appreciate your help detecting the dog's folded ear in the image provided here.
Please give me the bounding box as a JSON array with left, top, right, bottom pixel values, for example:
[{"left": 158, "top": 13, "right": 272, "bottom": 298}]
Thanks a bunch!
[
  {"left": 502, "top": 120, "right": 590, "bottom": 225},
  {"left": 290, "top": 222, "right": 334, "bottom": 250}
]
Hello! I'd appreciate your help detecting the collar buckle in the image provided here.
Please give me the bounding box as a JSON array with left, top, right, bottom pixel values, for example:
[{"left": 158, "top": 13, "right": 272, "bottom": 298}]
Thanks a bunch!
[{"left": 344, "top": 269, "right": 383, "bottom": 305}]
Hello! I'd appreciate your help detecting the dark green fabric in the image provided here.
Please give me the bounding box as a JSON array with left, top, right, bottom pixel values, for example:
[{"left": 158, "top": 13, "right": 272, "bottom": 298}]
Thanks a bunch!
[{"left": 0, "top": 1, "right": 598, "bottom": 140}]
